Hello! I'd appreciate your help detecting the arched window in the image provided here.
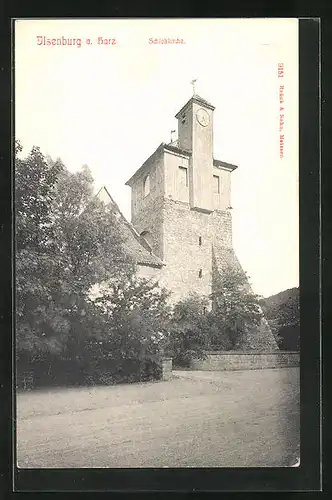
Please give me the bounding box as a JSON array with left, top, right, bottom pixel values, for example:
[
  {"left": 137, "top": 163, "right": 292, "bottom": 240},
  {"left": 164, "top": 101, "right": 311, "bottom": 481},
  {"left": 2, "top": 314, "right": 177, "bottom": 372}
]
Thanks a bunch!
[{"left": 143, "top": 174, "right": 150, "bottom": 197}]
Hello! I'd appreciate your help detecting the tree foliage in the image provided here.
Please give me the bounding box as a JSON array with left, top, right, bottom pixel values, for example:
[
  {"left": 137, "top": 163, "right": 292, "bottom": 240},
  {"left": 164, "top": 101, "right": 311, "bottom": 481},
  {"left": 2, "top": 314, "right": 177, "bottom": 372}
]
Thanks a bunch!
[
  {"left": 15, "top": 143, "right": 131, "bottom": 362},
  {"left": 15, "top": 142, "right": 173, "bottom": 389},
  {"left": 210, "top": 266, "right": 267, "bottom": 350},
  {"left": 261, "top": 289, "right": 299, "bottom": 350},
  {"left": 275, "top": 293, "right": 299, "bottom": 330},
  {"left": 166, "top": 265, "right": 276, "bottom": 365},
  {"left": 167, "top": 293, "right": 213, "bottom": 366},
  {"left": 88, "top": 276, "right": 171, "bottom": 363},
  {"left": 15, "top": 141, "right": 62, "bottom": 252}
]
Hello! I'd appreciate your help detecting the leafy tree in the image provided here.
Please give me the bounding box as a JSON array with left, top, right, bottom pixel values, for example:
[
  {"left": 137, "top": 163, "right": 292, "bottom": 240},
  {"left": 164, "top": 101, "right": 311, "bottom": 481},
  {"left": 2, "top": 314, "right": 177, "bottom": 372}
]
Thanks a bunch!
[
  {"left": 88, "top": 275, "right": 171, "bottom": 364},
  {"left": 16, "top": 143, "right": 173, "bottom": 387},
  {"left": 210, "top": 265, "right": 276, "bottom": 350},
  {"left": 167, "top": 293, "right": 214, "bottom": 366},
  {"left": 15, "top": 142, "right": 65, "bottom": 359},
  {"left": 167, "top": 265, "right": 278, "bottom": 365},
  {"left": 15, "top": 144, "right": 130, "bottom": 364},
  {"left": 276, "top": 293, "right": 299, "bottom": 330},
  {"left": 261, "top": 290, "right": 299, "bottom": 350},
  {"left": 15, "top": 141, "right": 63, "bottom": 252}
]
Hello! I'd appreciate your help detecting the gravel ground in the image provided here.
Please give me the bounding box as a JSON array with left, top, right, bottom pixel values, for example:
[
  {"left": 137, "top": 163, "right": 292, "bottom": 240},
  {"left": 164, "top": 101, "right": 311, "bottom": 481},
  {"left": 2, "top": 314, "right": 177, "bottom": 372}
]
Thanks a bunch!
[{"left": 16, "top": 367, "right": 300, "bottom": 468}]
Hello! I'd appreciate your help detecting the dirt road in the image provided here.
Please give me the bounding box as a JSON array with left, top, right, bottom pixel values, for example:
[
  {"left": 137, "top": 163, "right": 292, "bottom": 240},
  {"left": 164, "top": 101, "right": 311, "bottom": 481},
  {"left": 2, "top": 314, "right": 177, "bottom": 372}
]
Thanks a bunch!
[{"left": 16, "top": 368, "right": 300, "bottom": 468}]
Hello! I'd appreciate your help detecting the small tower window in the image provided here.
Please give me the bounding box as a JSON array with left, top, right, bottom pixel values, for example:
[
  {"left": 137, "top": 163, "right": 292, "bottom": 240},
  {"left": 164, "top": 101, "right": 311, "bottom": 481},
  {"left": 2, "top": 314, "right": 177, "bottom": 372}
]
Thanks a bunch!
[
  {"left": 178, "top": 166, "right": 188, "bottom": 187},
  {"left": 198, "top": 269, "right": 202, "bottom": 278},
  {"left": 213, "top": 175, "right": 220, "bottom": 194},
  {"left": 199, "top": 236, "right": 202, "bottom": 246},
  {"left": 143, "top": 174, "right": 150, "bottom": 197},
  {"left": 182, "top": 113, "right": 186, "bottom": 124}
]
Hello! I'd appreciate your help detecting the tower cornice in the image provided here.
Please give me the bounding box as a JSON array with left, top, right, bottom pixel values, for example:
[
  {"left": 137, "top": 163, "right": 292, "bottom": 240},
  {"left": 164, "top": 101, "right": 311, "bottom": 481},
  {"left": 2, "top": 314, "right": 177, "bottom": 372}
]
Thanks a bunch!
[
  {"left": 175, "top": 94, "right": 215, "bottom": 119},
  {"left": 213, "top": 158, "right": 238, "bottom": 172},
  {"left": 163, "top": 143, "right": 192, "bottom": 158}
]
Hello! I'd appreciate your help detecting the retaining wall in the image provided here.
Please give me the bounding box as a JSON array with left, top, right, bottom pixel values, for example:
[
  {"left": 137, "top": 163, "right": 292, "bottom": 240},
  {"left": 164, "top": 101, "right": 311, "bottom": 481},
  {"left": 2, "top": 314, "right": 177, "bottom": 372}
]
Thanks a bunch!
[{"left": 189, "top": 351, "right": 300, "bottom": 371}]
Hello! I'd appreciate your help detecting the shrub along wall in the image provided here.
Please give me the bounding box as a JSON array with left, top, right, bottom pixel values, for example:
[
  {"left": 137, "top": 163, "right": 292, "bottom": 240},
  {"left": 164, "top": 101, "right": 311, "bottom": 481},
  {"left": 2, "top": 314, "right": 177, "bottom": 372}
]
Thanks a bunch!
[
  {"left": 16, "top": 356, "right": 162, "bottom": 391},
  {"left": 189, "top": 351, "right": 300, "bottom": 371}
]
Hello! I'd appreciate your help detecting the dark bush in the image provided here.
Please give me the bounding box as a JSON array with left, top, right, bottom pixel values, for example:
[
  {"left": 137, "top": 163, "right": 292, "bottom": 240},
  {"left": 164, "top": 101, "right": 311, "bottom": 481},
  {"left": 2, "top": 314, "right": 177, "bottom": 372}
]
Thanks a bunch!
[{"left": 16, "top": 355, "right": 162, "bottom": 390}]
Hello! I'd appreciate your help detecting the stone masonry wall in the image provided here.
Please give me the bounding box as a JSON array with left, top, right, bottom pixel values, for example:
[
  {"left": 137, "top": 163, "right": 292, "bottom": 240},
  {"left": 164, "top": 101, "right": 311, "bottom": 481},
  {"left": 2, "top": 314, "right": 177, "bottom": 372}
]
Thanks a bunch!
[
  {"left": 132, "top": 197, "right": 234, "bottom": 305},
  {"left": 160, "top": 200, "right": 234, "bottom": 304},
  {"left": 160, "top": 200, "right": 212, "bottom": 303},
  {"left": 190, "top": 351, "right": 300, "bottom": 371},
  {"left": 131, "top": 149, "right": 164, "bottom": 220},
  {"left": 132, "top": 195, "right": 165, "bottom": 260},
  {"left": 210, "top": 209, "right": 233, "bottom": 248}
]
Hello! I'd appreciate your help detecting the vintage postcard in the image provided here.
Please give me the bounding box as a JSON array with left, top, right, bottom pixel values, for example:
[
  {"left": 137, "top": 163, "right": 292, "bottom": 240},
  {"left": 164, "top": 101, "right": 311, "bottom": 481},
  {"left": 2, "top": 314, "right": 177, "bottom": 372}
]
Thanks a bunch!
[{"left": 14, "top": 18, "right": 300, "bottom": 470}]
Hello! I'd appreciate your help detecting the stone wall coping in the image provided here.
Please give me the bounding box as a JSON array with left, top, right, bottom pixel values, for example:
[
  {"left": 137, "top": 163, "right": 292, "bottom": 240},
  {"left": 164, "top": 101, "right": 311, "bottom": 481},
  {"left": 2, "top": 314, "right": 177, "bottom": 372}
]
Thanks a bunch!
[{"left": 203, "top": 350, "right": 299, "bottom": 355}]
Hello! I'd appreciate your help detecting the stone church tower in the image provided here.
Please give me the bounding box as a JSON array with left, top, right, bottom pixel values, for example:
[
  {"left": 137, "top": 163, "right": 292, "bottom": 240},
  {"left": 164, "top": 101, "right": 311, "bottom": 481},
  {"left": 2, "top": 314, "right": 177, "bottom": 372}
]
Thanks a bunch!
[
  {"left": 126, "top": 94, "right": 240, "bottom": 303},
  {"left": 124, "top": 94, "right": 278, "bottom": 350}
]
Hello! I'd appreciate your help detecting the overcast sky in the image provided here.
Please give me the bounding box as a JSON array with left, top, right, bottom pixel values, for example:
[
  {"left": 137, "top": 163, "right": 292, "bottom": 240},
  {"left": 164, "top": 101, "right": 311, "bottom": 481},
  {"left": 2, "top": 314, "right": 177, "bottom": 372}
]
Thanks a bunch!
[{"left": 15, "top": 19, "right": 299, "bottom": 298}]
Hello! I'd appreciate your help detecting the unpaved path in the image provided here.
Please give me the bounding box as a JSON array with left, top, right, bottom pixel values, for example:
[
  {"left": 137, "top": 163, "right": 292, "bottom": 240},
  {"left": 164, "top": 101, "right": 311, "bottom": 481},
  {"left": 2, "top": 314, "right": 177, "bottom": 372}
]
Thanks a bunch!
[{"left": 16, "top": 368, "right": 300, "bottom": 468}]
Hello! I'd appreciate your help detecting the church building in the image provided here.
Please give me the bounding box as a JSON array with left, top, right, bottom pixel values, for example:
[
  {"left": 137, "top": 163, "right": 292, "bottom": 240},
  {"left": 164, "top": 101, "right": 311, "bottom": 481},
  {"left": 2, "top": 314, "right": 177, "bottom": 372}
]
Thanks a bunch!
[{"left": 98, "top": 93, "right": 278, "bottom": 350}]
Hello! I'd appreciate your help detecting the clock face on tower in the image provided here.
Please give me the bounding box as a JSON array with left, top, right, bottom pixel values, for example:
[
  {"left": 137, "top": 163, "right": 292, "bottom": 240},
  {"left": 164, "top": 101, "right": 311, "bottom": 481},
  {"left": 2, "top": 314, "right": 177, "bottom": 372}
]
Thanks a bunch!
[{"left": 196, "top": 108, "right": 210, "bottom": 127}]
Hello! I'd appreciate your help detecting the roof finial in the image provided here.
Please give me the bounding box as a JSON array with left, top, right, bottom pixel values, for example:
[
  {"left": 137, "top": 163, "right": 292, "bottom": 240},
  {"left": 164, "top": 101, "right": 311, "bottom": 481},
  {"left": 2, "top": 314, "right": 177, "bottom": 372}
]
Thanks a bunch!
[{"left": 190, "top": 78, "right": 197, "bottom": 95}]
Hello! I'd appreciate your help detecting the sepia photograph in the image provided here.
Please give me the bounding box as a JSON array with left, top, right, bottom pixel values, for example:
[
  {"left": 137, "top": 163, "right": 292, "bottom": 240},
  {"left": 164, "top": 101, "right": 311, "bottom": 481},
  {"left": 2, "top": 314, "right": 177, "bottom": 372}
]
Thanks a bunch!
[{"left": 14, "top": 18, "right": 300, "bottom": 469}]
